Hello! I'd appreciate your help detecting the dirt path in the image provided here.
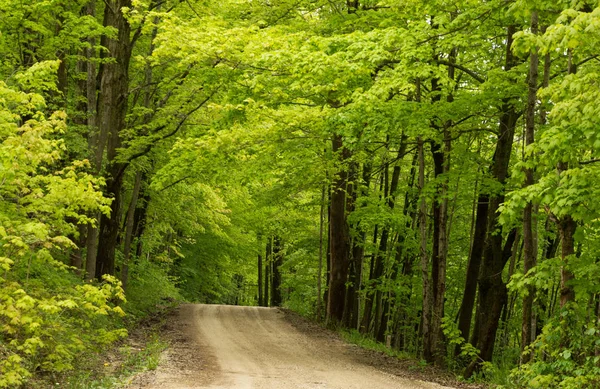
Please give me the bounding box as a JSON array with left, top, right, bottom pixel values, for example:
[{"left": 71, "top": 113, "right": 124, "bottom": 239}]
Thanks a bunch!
[{"left": 130, "top": 304, "right": 457, "bottom": 389}]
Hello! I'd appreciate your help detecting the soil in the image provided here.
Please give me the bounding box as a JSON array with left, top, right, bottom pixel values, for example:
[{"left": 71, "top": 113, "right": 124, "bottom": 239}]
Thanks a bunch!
[{"left": 128, "top": 304, "right": 486, "bottom": 389}]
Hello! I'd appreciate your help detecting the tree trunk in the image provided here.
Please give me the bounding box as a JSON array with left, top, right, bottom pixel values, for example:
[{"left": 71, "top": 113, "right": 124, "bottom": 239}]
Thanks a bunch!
[
  {"left": 464, "top": 26, "right": 519, "bottom": 378},
  {"left": 258, "top": 251, "right": 263, "bottom": 306},
  {"left": 264, "top": 238, "right": 271, "bottom": 307},
  {"left": 271, "top": 236, "right": 283, "bottom": 307},
  {"left": 375, "top": 140, "right": 407, "bottom": 342},
  {"left": 429, "top": 133, "right": 450, "bottom": 366},
  {"left": 521, "top": 10, "right": 539, "bottom": 364},
  {"left": 556, "top": 50, "right": 578, "bottom": 309},
  {"left": 343, "top": 162, "right": 360, "bottom": 327},
  {"left": 558, "top": 216, "right": 576, "bottom": 307},
  {"left": 317, "top": 186, "right": 326, "bottom": 320},
  {"left": 133, "top": 182, "right": 150, "bottom": 258},
  {"left": 94, "top": 0, "right": 133, "bottom": 278},
  {"left": 360, "top": 173, "right": 384, "bottom": 333},
  {"left": 84, "top": 0, "right": 100, "bottom": 281},
  {"left": 456, "top": 192, "right": 488, "bottom": 355},
  {"left": 327, "top": 134, "right": 351, "bottom": 325},
  {"left": 120, "top": 170, "right": 142, "bottom": 291},
  {"left": 418, "top": 136, "right": 432, "bottom": 361}
]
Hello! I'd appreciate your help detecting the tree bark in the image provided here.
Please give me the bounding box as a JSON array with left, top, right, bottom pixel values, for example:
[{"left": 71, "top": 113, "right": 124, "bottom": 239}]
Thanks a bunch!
[
  {"left": 317, "top": 185, "right": 326, "bottom": 320},
  {"left": 120, "top": 170, "right": 142, "bottom": 291},
  {"left": 343, "top": 161, "right": 360, "bottom": 328},
  {"left": 327, "top": 134, "right": 351, "bottom": 325},
  {"left": 558, "top": 216, "right": 576, "bottom": 307},
  {"left": 456, "top": 191, "right": 488, "bottom": 355},
  {"left": 556, "top": 50, "right": 578, "bottom": 309},
  {"left": 264, "top": 238, "right": 271, "bottom": 307},
  {"left": 521, "top": 10, "right": 539, "bottom": 364},
  {"left": 375, "top": 139, "right": 407, "bottom": 342},
  {"left": 465, "top": 26, "right": 519, "bottom": 378},
  {"left": 429, "top": 132, "right": 450, "bottom": 366},
  {"left": 271, "top": 236, "right": 283, "bottom": 307},
  {"left": 84, "top": 0, "right": 100, "bottom": 281},
  {"left": 360, "top": 172, "right": 384, "bottom": 334},
  {"left": 418, "top": 136, "right": 432, "bottom": 361},
  {"left": 94, "top": 0, "right": 134, "bottom": 278},
  {"left": 258, "top": 251, "right": 263, "bottom": 306}
]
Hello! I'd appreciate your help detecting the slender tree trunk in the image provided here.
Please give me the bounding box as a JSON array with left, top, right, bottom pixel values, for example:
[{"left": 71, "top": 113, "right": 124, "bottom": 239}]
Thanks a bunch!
[
  {"left": 264, "top": 238, "right": 271, "bottom": 307},
  {"left": 360, "top": 173, "right": 384, "bottom": 333},
  {"left": 371, "top": 155, "right": 390, "bottom": 336},
  {"left": 418, "top": 136, "right": 432, "bottom": 361},
  {"left": 317, "top": 186, "right": 326, "bottom": 320},
  {"left": 324, "top": 199, "right": 331, "bottom": 313},
  {"left": 375, "top": 140, "right": 407, "bottom": 342},
  {"left": 133, "top": 181, "right": 149, "bottom": 258},
  {"left": 84, "top": 0, "right": 100, "bottom": 281},
  {"left": 343, "top": 162, "right": 359, "bottom": 327},
  {"left": 456, "top": 192, "right": 488, "bottom": 354},
  {"left": 556, "top": 50, "right": 578, "bottom": 309},
  {"left": 120, "top": 170, "right": 142, "bottom": 291},
  {"left": 258, "top": 251, "right": 263, "bottom": 306},
  {"left": 521, "top": 10, "right": 539, "bottom": 364},
  {"left": 271, "top": 236, "right": 283, "bottom": 307},
  {"left": 558, "top": 216, "right": 576, "bottom": 307},
  {"left": 430, "top": 133, "right": 450, "bottom": 366}
]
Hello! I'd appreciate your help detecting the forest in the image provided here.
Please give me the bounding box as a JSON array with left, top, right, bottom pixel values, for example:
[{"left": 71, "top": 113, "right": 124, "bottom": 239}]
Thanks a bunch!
[{"left": 1, "top": 0, "right": 600, "bottom": 387}]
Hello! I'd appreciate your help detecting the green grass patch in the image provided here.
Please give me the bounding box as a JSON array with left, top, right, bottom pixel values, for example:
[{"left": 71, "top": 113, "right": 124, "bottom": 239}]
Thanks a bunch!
[{"left": 339, "top": 329, "right": 413, "bottom": 360}]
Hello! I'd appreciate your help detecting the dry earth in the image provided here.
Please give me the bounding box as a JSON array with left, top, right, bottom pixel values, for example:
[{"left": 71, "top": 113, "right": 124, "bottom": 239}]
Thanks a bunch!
[{"left": 128, "top": 304, "right": 483, "bottom": 389}]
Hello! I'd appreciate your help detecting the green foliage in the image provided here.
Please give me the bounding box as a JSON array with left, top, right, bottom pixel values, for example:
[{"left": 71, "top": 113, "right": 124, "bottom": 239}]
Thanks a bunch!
[
  {"left": 441, "top": 317, "right": 480, "bottom": 368},
  {"left": 507, "top": 307, "right": 600, "bottom": 389},
  {"left": 124, "top": 260, "right": 181, "bottom": 318},
  {"left": 0, "top": 72, "right": 124, "bottom": 388}
]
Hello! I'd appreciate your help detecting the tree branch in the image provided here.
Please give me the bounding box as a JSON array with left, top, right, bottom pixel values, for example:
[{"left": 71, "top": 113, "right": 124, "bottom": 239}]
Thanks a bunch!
[{"left": 436, "top": 59, "right": 485, "bottom": 83}]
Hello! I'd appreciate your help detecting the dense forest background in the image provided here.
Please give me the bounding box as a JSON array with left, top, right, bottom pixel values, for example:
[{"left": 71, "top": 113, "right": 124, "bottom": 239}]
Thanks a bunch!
[{"left": 1, "top": 0, "right": 600, "bottom": 387}]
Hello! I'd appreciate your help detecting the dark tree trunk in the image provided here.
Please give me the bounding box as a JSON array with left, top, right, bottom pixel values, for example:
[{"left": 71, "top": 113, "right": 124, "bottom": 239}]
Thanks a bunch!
[
  {"left": 94, "top": 0, "right": 133, "bottom": 278},
  {"left": 556, "top": 50, "right": 578, "bottom": 310},
  {"left": 360, "top": 174, "right": 384, "bottom": 333},
  {"left": 120, "top": 170, "right": 142, "bottom": 291},
  {"left": 456, "top": 192, "right": 489, "bottom": 355},
  {"left": 558, "top": 216, "right": 576, "bottom": 307},
  {"left": 317, "top": 186, "right": 326, "bottom": 320},
  {"left": 264, "top": 238, "right": 271, "bottom": 307},
  {"left": 374, "top": 140, "right": 407, "bottom": 342},
  {"left": 327, "top": 134, "right": 351, "bottom": 325},
  {"left": 418, "top": 134, "right": 433, "bottom": 362},
  {"left": 271, "top": 236, "right": 283, "bottom": 307},
  {"left": 133, "top": 182, "right": 150, "bottom": 258},
  {"left": 464, "top": 25, "right": 519, "bottom": 378},
  {"left": 429, "top": 133, "right": 450, "bottom": 366},
  {"left": 343, "top": 162, "right": 360, "bottom": 327},
  {"left": 84, "top": 0, "right": 100, "bottom": 281},
  {"left": 258, "top": 250, "right": 263, "bottom": 306},
  {"left": 521, "top": 11, "right": 539, "bottom": 364}
]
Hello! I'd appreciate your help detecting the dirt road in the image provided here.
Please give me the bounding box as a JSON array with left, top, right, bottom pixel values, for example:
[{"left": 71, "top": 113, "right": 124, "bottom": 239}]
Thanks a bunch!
[{"left": 134, "top": 304, "right": 456, "bottom": 389}]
